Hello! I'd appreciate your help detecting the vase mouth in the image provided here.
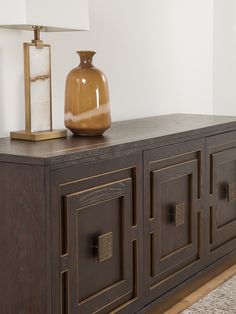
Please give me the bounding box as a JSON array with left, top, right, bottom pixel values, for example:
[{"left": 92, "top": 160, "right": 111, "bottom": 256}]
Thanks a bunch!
[{"left": 76, "top": 50, "right": 96, "bottom": 57}]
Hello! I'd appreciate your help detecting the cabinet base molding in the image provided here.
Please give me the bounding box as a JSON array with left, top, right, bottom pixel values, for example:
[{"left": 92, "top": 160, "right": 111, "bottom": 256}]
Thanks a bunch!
[{"left": 140, "top": 250, "right": 236, "bottom": 314}]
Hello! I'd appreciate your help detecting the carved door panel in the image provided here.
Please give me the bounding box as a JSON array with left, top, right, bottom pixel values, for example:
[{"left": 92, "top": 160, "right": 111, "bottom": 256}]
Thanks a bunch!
[
  {"left": 144, "top": 140, "right": 205, "bottom": 304},
  {"left": 207, "top": 131, "right": 236, "bottom": 264},
  {"left": 51, "top": 155, "right": 142, "bottom": 314}
]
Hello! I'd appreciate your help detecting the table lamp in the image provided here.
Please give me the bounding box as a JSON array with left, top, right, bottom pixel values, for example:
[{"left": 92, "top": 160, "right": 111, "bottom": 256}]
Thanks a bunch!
[{"left": 0, "top": 0, "right": 89, "bottom": 141}]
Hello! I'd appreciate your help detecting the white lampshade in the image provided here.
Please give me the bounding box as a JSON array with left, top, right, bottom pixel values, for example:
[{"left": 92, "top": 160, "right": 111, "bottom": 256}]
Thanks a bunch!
[{"left": 0, "top": 0, "right": 89, "bottom": 31}]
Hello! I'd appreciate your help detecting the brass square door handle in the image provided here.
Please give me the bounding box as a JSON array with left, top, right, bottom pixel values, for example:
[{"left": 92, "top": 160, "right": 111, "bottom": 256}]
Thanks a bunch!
[
  {"left": 170, "top": 203, "right": 185, "bottom": 227},
  {"left": 228, "top": 182, "right": 236, "bottom": 202},
  {"left": 94, "top": 232, "right": 113, "bottom": 263}
]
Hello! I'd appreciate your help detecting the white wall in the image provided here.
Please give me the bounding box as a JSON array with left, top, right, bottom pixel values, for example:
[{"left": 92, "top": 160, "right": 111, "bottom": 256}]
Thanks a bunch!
[
  {"left": 213, "top": 0, "right": 236, "bottom": 116},
  {"left": 0, "top": 0, "right": 214, "bottom": 137}
]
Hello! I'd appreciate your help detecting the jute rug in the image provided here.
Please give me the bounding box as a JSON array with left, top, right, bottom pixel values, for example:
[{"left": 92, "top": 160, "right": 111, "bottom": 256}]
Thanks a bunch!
[
  {"left": 165, "top": 265, "right": 236, "bottom": 314},
  {"left": 182, "top": 274, "right": 236, "bottom": 313}
]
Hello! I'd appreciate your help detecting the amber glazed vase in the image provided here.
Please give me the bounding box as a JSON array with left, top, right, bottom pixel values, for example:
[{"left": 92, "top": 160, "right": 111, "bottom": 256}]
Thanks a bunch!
[{"left": 64, "top": 51, "right": 111, "bottom": 136}]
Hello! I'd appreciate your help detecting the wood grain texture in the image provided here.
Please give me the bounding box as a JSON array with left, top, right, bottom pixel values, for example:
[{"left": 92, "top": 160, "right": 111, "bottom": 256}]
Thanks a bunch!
[
  {"left": 206, "top": 130, "right": 236, "bottom": 266},
  {"left": 0, "top": 163, "right": 48, "bottom": 314},
  {"left": 143, "top": 139, "right": 205, "bottom": 306},
  {"left": 50, "top": 154, "right": 143, "bottom": 314},
  {"left": 1, "top": 114, "right": 236, "bottom": 314},
  {"left": 1, "top": 114, "right": 236, "bottom": 166}
]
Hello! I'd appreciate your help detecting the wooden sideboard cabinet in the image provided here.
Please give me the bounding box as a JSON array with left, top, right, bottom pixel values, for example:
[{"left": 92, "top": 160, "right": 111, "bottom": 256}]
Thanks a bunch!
[
  {"left": 143, "top": 139, "right": 205, "bottom": 305},
  {"left": 1, "top": 114, "right": 236, "bottom": 314}
]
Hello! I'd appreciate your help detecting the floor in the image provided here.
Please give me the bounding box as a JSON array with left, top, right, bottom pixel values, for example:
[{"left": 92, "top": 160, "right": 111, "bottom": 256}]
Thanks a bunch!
[{"left": 164, "top": 264, "right": 236, "bottom": 314}]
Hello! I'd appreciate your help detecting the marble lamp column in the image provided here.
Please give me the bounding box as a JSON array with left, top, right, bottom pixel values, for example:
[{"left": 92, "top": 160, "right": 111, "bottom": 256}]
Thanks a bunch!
[
  {"left": 28, "top": 45, "right": 51, "bottom": 133},
  {"left": 0, "top": 0, "right": 89, "bottom": 141}
]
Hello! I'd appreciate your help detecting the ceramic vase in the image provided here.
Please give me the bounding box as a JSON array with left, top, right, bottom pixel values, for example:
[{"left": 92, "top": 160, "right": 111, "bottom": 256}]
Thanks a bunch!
[{"left": 64, "top": 51, "right": 111, "bottom": 136}]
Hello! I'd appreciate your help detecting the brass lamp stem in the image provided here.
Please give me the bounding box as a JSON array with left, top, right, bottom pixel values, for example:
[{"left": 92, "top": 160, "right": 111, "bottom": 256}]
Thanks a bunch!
[
  {"left": 33, "top": 26, "right": 41, "bottom": 41},
  {"left": 32, "top": 26, "right": 44, "bottom": 48}
]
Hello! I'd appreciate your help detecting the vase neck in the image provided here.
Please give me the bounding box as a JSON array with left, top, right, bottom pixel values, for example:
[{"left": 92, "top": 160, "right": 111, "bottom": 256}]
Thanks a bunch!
[{"left": 77, "top": 51, "right": 96, "bottom": 67}]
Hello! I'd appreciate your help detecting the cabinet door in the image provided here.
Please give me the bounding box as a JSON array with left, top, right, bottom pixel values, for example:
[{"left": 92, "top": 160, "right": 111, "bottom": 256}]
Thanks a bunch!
[
  {"left": 144, "top": 139, "right": 205, "bottom": 304},
  {"left": 206, "top": 131, "right": 236, "bottom": 264},
  {"left": 51, "top": 155, "right": 142, "bottom": 314}
]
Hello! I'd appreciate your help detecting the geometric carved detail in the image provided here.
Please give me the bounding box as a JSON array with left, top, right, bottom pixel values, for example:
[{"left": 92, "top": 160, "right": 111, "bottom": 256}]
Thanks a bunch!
[
  {"left": 142, "top": 139, "right": 204, "bottom": 307},
  {"left": 64, "top": 176, "right": 137, "bottom": 313},
  {"left": 210, "top": 148, "right": 236, "bottom": 254},
  {"left": 148, "top": 157, "right": 200, "bottom": 287},
  {"left": 174, "top": 203, "right": 185, "bottom": 227},
  {"left": 97, "top": 232, "right": 113, "bottom": 262}
]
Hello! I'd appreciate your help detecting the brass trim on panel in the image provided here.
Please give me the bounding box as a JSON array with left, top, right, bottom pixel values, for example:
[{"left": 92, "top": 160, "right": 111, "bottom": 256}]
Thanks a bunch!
[
  {"left": 60, "top": 167, "right": 133, "bottom": 188},
  {"left": 61, "top": 198, "right": 69, "bottom": 256},
  {"left": 66, "top": 178, "right": 131, "bottom": 200},
  {"left": 57, "top": 164, "right": 141, "bottom": 312}
]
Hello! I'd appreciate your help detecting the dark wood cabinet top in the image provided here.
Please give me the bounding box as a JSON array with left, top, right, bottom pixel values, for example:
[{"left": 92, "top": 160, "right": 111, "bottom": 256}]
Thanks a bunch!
[{"left": 1, "top": 113, "right": 236, "bottom": 166}]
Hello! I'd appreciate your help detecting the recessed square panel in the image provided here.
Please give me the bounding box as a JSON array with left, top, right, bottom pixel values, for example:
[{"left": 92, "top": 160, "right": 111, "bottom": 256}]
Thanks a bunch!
[
  {"left": 209, "top": 149, "right": 236, "bottom": 252},
  {"left": 64, "top": 177, "right": 138, "bottom": 313},
  {"left": 160, "top": 175, "right": 191, "bottom": 258},
  {"left": 76, "top": 198, "right": 122, "bottom": 302},
  {"left": 144, "top": 140, "right": 204, "bottom": 304},
  {"left": 206, "top": 135, "right": 236, "bottom": 264},
  {"left": 51, "top": 155, "right": 142, "bottom": 314},
  {"left": 217, "top": 160, "right": 236, "bottom": 227}
]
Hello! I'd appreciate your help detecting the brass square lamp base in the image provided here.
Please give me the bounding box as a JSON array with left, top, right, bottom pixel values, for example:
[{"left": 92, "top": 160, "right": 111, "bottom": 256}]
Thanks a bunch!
[{"left": 10, "top": 129, "right": 67, "bottom": 142}]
